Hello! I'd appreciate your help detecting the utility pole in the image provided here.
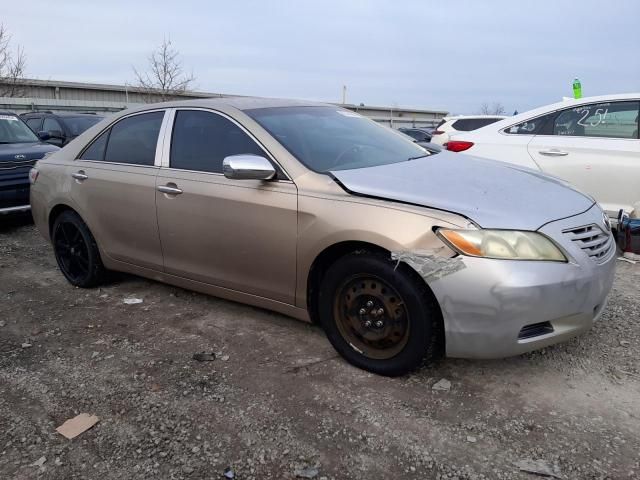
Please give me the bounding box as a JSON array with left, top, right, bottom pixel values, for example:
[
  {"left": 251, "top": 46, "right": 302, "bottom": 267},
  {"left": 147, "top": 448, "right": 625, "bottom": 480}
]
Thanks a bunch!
[{"left": 342, "top": 85, "right": 347, "bottom": 104}]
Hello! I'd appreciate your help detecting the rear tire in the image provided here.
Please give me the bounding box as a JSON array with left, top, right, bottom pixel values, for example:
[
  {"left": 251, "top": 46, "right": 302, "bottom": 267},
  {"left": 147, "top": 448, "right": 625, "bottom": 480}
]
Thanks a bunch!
[
  {"left": 318, "top": 250, "right": 442, "bottom": 376},
  {"left": 52, "top": 210, "right": 106, "bottom": 288}
]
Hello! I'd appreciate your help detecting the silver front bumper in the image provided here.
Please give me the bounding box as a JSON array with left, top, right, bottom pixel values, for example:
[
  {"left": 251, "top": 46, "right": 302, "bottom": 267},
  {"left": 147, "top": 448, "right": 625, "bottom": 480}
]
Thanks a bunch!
[{"left": 429, "top": 205, "right": 617, "bottom": 359}]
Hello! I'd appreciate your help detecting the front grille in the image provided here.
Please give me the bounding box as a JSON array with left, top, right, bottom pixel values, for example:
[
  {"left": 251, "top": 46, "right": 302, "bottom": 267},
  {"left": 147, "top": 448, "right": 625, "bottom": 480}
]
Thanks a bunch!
[
  {"left": 563, "top": 224, "right": 614, "bottom": 263},
  {"left": 518, "top": 321, "right": 554, "bottom": 340}
]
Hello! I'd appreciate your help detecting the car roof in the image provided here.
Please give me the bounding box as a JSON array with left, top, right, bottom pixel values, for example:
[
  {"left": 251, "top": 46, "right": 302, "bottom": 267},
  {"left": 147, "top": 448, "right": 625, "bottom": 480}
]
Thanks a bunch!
[
  {"left": 120, "top": 96, "right": 329, "bottom": 115},
  {"left": 0, "top": 110, "right": 18, "bottom": 116},
  {"left": 22, "top": 112, "right": 103, "bottom": 117},
  {"left": 489, "top": 93, "right": 640, "bottom": 130},
  {"left": 443, "top": 115, "right": 507, "bottom": 121}
]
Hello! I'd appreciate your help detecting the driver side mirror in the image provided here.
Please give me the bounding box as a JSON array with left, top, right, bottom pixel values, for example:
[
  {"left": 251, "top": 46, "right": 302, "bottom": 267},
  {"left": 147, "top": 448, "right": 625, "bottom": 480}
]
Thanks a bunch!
[
  {"left": 37, "top": 131, "right": 51, "bottom": 141},
  {"left": 222, "top": 154, "right": 276, "bottom": 181}
]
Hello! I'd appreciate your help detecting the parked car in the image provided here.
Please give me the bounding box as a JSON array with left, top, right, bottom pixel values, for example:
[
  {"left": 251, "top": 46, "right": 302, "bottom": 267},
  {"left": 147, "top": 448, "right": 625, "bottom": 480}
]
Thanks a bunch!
[
  {"left": 398, "top": 127, "right": 433, "bottom": 143},
  {"left": 21, "top": 111, "right": 104, "bottom": 147},
  {"left": 30, "top": 98, "right": 615, "bottom": 376},
  {"left": 397, "top": 130, "right": 442, "bottom": 154},
  {"left": 0, "top": 111, "right": 59, "bottom": 215},
  {"left": 430, "top": 115, "right": 506, "bottom": 145},
  {"left": 444, "top": 94, "right": 640, "bottom": 222}
]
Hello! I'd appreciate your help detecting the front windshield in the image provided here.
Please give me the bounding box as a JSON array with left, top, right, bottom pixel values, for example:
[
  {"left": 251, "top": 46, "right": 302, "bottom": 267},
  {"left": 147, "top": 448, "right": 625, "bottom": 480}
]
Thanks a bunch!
[
  {"left": 246, "top": 106, "right": 430, "bottom": 172},
  {"left": 0, "top": 115, "right": 39, "bottom": 144},
  {"left": 64, "top": 116, "right": 103, "bottom": 136}
]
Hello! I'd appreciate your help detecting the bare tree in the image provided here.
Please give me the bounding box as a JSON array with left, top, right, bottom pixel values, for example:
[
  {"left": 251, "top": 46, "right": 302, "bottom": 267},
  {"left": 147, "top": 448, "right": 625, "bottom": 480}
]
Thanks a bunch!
[
  {"left": 478, "top": 102, "right": 506, "bottom": 115},
  {"left": 0, "top": 24, "right": 27, "bottom": 97},
  {"left": 133, "top": 38, "right": 195, "bottom": 102}
]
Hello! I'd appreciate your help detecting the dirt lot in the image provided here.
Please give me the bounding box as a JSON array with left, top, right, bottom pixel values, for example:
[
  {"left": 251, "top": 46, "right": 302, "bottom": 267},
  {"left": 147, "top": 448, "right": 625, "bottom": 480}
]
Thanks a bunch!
[{"left": 1, "top": 217, "right": 639, "bottom": 480}]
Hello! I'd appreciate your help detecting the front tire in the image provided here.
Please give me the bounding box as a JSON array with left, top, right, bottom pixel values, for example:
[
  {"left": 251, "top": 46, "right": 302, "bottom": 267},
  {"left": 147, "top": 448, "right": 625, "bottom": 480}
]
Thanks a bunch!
[
  {"left": 52, "top": 210, "right": 106, "bottom": 288},
  {"left": 318, "top": 250, "right": 442, "bottom": 376}
]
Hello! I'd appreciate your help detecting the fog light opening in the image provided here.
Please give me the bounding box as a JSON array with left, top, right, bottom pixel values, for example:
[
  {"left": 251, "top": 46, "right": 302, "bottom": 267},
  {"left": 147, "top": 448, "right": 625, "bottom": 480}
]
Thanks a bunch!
[{"left": 518, "top": 321, "right": 554, "bottom": 340}]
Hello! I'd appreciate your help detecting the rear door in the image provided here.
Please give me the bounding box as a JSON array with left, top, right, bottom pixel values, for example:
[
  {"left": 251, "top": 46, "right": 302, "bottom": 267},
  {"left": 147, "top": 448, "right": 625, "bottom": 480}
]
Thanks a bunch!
[
  {"left": 155, "top": 108, "right": 298, "bottom": 304},
  {"left": 527, "top": 101, "right": 640, "bottom": 216},
  {"left": 70, "top": 110, "right": 167, "bottom": 270}
]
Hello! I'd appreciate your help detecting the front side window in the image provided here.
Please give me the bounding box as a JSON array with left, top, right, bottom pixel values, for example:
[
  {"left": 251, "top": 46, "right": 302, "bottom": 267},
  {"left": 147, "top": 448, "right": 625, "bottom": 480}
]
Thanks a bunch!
[
  {"left": 80, "top": 130, "right": 109, "bottom": 161},
  {"left": 0, "top": 115, "right": 40, "bottom": 144},
  {"left": 43, "top": 117, "right": 63, "bottom": 133},
  {"left": 170, "top": 110, "right": 265, "bottom": 173},
  {"left": 25, "top": 117, "right": 42, "bottom": 132},
  {"left": 246, "top": 106, "right": 429, "bottom": 172},
  {"left": 79, "top": 111, "right": 163, "bottom": 165},
  {"left": 553, "top": 101, "right": 639, "bottom": 139},
  {"left": 104, "top": 111, "right": 164, "bottom": 165}
]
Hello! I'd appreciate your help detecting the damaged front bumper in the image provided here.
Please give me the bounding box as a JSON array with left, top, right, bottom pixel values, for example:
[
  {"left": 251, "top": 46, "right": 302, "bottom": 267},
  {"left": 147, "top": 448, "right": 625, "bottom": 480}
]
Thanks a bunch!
[{"left": 398, "top": 205, "right": 617, "bottom": 359}]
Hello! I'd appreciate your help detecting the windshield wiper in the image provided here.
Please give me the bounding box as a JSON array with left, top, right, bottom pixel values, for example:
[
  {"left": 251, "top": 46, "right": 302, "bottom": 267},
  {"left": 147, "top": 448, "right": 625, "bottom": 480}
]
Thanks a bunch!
[{"left": 406, "top": 154, "right": 430, "bottom": 161}]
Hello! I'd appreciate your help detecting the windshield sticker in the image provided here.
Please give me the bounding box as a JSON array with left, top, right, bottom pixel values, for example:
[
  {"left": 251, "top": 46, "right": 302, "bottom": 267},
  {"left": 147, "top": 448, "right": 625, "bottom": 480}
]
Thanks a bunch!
[
  {"left": 337, "top": 111, "right": 361, "bottom": 118},
  {"left": 0, "top": 115, "right": 18, "bottom": 121}
]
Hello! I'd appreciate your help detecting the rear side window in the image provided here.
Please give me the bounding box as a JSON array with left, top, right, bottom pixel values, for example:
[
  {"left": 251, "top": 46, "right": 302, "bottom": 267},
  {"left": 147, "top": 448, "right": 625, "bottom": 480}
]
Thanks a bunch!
[
  {"left": 79, "top": 111, "right": 164, "bottom": 165},
  {"left": 170, "top": 110, "right": 265, "bottom": 173},
  {"left": 553, "top": 101, "right": 639, "bottom": 139},
  {"left": 452, "top": 118, "right": 502, "bottom": 131},
  {"left": 504, "top": 113, "right": 555, "bottom": 135}
]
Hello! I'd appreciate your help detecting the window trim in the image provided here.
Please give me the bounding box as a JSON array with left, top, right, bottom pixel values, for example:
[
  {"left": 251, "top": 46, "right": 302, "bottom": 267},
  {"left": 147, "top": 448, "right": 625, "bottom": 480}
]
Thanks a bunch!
[
  {"left": 500, "top": 99, "right": 640, "bottom": 139},
  {"left": 160, "top": 107, "right": 292, "bottom": 182},
  {"left": 76, "top": 109, "right": 168, "bottom": 167}
]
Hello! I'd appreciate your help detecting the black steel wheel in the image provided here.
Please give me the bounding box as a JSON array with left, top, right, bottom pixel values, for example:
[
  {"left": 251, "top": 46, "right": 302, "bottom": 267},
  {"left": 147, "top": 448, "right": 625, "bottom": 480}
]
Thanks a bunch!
[
  {"left": 52, "top": 210, "right": 105, "bottom": 288},
  {"left": 318, "top": 250, "right": 442, "bottom": 376}
]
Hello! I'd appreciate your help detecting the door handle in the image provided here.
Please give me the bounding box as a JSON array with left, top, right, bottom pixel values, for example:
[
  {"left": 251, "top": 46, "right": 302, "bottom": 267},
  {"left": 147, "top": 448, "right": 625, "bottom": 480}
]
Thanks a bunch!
[
  {"left": 157, "top": 184, "right": 183, "bottom": 195},
  {"left": 71, "top": 171, "right": 88, "bottom": 181},
  {"left": 538, "top": 149, "right": 569, "bottom": 157}
]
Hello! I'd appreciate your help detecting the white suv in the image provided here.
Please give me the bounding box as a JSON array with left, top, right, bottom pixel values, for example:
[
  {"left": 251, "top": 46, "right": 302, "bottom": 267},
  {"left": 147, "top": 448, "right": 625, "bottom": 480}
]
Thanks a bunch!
[
  {"left": 430, "top": 115, "right": 506, "bottom": 146},
  {"left": 445, "top": 94, "right": 640, "bottom": 221}
]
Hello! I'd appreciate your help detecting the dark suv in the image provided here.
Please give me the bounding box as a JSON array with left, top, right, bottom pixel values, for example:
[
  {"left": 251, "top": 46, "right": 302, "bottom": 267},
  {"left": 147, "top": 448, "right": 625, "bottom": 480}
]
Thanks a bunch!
[
  {"left": 398, "top": 127, "right": 433, "bottom": 143},
  {"left": 0, "top": 111, "right": 59, "bottom": 214},
  {"left": 21, "top": 112, "right": 104, "bottom": 147}
]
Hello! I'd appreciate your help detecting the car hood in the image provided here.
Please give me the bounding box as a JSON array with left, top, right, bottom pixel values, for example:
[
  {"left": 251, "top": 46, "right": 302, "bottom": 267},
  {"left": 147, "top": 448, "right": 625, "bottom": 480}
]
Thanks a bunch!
[
  {"left": 0, "top": 142, "right": 59, "bottom": 163},
  {"left": 330, "top": 151, "right": 594, "bottom": 230}
]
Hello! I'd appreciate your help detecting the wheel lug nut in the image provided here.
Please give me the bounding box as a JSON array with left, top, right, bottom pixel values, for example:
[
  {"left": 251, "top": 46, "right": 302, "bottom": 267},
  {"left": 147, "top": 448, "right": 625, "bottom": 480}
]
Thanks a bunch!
[
  {"left": 366, "top": 300, "right": 374, "bottom": 308},
  {"left": 359, "top": 308, "right": 366, "bottom": 315},
  {"left": 377, "top": 308, "right": 384, "bottom": 315},
  {"left": 364, "top": 320, "right": 372, "bottom": 328},
  {"left": 375, "top": 320, "right": 384, "bottom": 328}
]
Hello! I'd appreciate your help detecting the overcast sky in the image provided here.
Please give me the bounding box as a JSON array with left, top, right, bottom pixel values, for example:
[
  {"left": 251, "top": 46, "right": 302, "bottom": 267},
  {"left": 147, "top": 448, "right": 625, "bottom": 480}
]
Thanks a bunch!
[{"left": 3, "top": 0, "right": 640, "bottom": 114}]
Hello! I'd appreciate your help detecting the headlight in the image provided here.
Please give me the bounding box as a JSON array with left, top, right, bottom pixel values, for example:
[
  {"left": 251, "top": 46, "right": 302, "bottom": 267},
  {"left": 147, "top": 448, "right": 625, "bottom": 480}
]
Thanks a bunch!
[{"left": 437, "top": 229, "right": 567, "bottom": 262}]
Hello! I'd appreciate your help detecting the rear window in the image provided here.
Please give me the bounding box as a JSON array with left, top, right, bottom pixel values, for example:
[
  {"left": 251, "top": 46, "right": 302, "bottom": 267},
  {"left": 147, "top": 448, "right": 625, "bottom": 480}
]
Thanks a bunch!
[{"left": 451, "top": 118, "right": 502, "bottom": 131}]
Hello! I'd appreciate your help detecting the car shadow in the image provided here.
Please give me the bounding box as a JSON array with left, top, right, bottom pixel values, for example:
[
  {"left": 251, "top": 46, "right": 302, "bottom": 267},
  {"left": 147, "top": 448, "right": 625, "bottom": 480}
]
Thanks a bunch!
[{"left": 0, "top": 212, "right": 34, "bottom": 233}]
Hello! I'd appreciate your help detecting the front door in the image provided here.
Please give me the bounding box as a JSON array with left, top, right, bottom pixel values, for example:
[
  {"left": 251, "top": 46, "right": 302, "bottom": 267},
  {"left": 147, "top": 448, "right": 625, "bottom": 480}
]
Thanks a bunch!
[
  {"left": 528, "top": 100, "right": 640, "bottom": 217},
  {"left": 70, "top": 110, "right": 166, "bottom": 270},
  {"left": 155, "top": 109, "right": 298, "bottom": 304}
]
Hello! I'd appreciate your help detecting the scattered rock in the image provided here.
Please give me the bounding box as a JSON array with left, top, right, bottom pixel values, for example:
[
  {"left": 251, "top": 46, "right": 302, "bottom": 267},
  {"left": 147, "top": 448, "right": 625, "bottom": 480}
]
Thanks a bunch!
[
  {"left": 220, "top": 354, "right": 230, "bottom": 361},
  {"left": 21, "top": 342, "right": 32, "bottom": 349},
  {"left": 619, "top": 340, "right": 630, "bottom": 347},
  {"left": 466, "top": 435, "right": 477, "bottom": 443},
  {"left": 432, "top": 378, "right": 451, "bottom": 391},
  {"left": 295, "top": 466, "right": 319, "bottom": 479},
  {"left": 192, "top": 352, "right": 216, "bottom": 362},
  {"left": 31, "top": 456, "right": 47, "bottom": 467},
  {"left": 123, "top": 298, "right": 143, "bottom": 305},
  {"left": 0, "top": 320, "right": 5, "bottom": 327},
  {"left": 515, "top": 459, "right": 563, "bottom": 478}
]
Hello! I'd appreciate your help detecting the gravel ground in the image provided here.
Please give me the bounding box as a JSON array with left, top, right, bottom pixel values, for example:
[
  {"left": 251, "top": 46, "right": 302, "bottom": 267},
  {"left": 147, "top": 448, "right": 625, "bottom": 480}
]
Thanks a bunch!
[{"left": 1, "top": 217, "right": 639, "bottom": 480}]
